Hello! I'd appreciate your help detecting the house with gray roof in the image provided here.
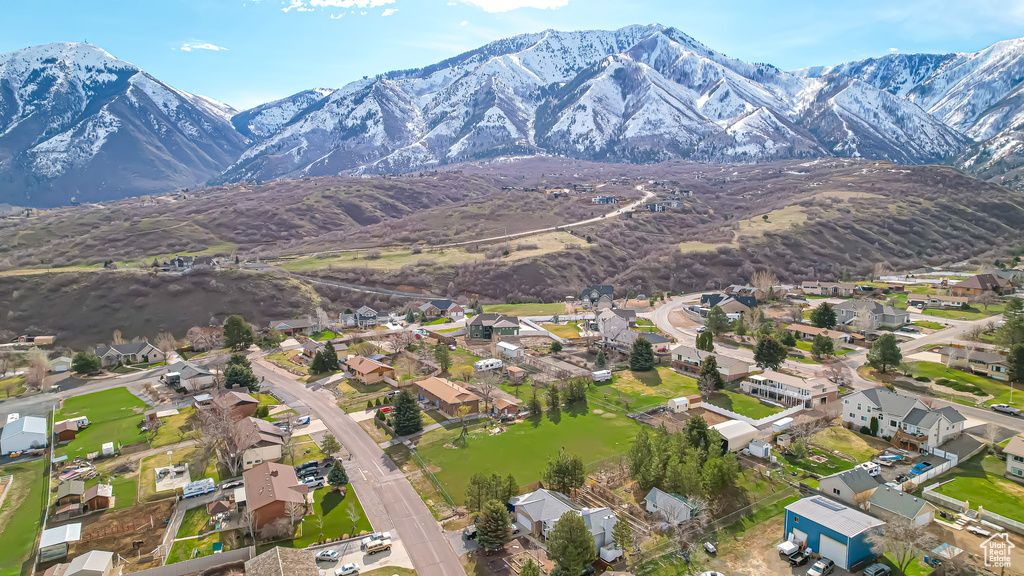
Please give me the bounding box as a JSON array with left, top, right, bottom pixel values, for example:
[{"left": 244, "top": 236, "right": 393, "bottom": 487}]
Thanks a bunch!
[
  {"left": 868, "top": 486, "right": 936, "bottom": 526},
  {"left": 419, "top": 299, "right": 466, "bottom": 320},
  {"left": 670, "top": 345, "right": 750, "bottom": 381},
  {"left": 818, "top": 468, "right": 884, "bottom": 507},
  {"left": 580, "top": 285, "right": 614, "bottom": 307},
  {"left": 939, "top": 347, "right": 1009, "bottom": 381},
  {"left": 94, "top": 341, "right": 164, "bottom": 368},
  {"left": 602, "top": 329, "right": 671, "bottom": 354},
  {"left": 834, "top": 299, "right": 909, "bottom": 328},
  {"left": 467, "top": 313, "right": 520, "bottom": 340},
  {"left": 355, "top": 306, "right": 379, "bottom": 328},
  {"left": 644, "top": 488, "right": 694, "bottom": 524},
  {"left": 842, "top": 387, "right": 965, "bottom": 452},
  {"left": 510, "top": 489, "right": 621, "bottom": 559}
]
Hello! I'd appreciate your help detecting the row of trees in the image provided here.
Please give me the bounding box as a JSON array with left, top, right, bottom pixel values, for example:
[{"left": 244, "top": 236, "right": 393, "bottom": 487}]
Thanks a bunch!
[{"left": 627, "top": 417, "right": 740, "bottom": 500}]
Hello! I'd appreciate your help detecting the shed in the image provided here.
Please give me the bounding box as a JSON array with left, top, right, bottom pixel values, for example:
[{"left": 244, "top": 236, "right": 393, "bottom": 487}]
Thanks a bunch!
[
  {"left": 777, "top": 433, "right": 793, "bottom": 448},
  {"left": 497, "top": 341, "right": 525, "bottom": 359},
  {"left": 39, "top": 523, "right": 82, "bottom": 561},
  {"left": 749, "top": 438, "right": 771, "bottom": 458},
  {"left": 783, "top": 497, "right": 884, "bottom": 570},
  {"left": 667, "top": 395, "right": 701, "bottom": 413},
  {"left": 54, "top": 421, "right": 79, "bottom": 443},
  {"left": 65, "top": 550, "right": 115, "bottom": 576},
  {"left": 772, "top": 417, "right": 794, "bottom": 433},
  {"left": 711, "top": 420, "right": 759, "bottom": 452}
]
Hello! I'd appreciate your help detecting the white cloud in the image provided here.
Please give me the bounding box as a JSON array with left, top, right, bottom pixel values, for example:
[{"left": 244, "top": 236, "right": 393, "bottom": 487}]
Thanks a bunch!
[
  {"left": 447, "top": 1, "right": 457, "bottom": 4},
  {"left": 178, "top": 42, "right": 229, "bottom": 52},
  {"left": 330, "top": 13, "right": 343, "bottom": 18},
  {"left": 381, "top": 7, "right": 398, "bottom": 15},
  {"left": 889, "top": 47, "right": 898, "bottom": 52},
  {"left": 308, "top": 0, "right": 394, "bottom": 7},
  {"left": 459, "top": 0, "right": 568, "bottom": 12},
  {"left": 460, "top": 19, "right": 469, "bottom": 25}
]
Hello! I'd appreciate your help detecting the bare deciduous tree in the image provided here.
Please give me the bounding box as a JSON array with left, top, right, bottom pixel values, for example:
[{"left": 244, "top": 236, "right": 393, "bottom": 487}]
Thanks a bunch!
[
  {"left": 286, "top": 500, "right": 306, "bottom": 526},
  {"left": 476, "top": 372, "right": 500, "bottom": 414},
  {"left": 819, "top": 362, "right": 851, "bottom": 388},
  {"left": 865, "top": 518, "right": 936, "bottom": 576},
  {"left": 394, "top": 356, "right": 419, "bottom": 381},
  {"left": 112, "top": 330, "right": 125, "bottom": 345},
  {"left": 0, "top": 351, "right": 18, "bottom": 378},
  {"left": 976, "top": 291, "right": 1000, "bottom": 311},
  {"left": 25, "top": 347, "right": 48, "bottom": 389},
  {"left": 750, "top": 270, "right": 779, "bottom": 301},
  {"left": 196, "top": 402, "right": 247, "bottom": 475},
  {"left": 314, "top": 308, "right": 329, "bottom": 332},
  {"left": 155, "top": 332, "right": 178, "bottom": 358}
]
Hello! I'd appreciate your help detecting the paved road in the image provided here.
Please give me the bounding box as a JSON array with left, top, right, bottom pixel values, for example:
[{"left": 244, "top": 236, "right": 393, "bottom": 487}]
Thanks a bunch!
[
  {"left": 252, "top": 360, "right": 465, "bottom": 576},
  {"left": 0, "top": 369, "right": 163, "bottom": 418}
]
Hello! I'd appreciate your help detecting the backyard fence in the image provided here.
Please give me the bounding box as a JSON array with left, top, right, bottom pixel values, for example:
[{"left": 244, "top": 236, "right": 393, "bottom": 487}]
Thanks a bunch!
[
  {"left": 901, "top": 460, "right": 953, "bottom": 490},
  {"left": 407, "top": 445, "right": 457, "bottom": 509},
  {"left": 923, "top": 479, "right": 1024, "bottom": 536},
  {"left": 133, "top": 547, "right": 253, "bottom": 576},
  {"left": 699, "top": 401, "right": 804, "bottom": 427},
  {"left": 981, "top": 509, "right": 1024, "bottom": 536}
]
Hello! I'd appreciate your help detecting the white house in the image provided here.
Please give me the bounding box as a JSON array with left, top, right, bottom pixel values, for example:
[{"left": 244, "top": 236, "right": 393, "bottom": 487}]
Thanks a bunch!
[
  {"left": 1004, "top": 436, "right": 1024, "bottom": 479},
  {"left": 1, "top": 415, "right": 49, "bottom": 454},
  {"left": 49, "top": 356, "right": 73, "bottom": 373},
  {"left": 497, "top": 341, "right": 525, "bottom": 359},
  {"left": 510, "top": 489, "right": 622, "bottom": 560},
  {"left": 65, "top": 550, "right": 116, "bottom": 576},
  {"left": 644, "top": 487, "right": 694, "bottom": 524},
  {"left": 841, "top": 387, "right": 966, "bottom": 452},
  {"left": 669, "top": 344, "right": 751, "bottom": 381},
  {"left": 742, "top": 370, "right": 837, "bottom": 409}
]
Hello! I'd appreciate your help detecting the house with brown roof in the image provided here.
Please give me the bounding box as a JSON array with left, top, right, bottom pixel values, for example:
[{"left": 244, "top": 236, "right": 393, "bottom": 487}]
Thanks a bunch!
[
  {"left": 939, "top": 347, "right": 1009, "bottom": 381},
  {"left": 82, "top": 484, "right": 112, "bottom": 511},
  {"left": 415, "top": 377, "right": 480, "bottom": 419},
  {"left": 54, "top": 420, "right": 79, "bottom": 443},
  {"left": 742, "top": 370, "right": 838, "bottom": 409},
  {"left": 234, "top": 417, "right": 286, "bottom": 470},
  {"left": 786, "top": 324, "right": 854, "bottom": 345},
  {"left": 951, "top": 274, "right": 1012, "bottom": 297},
  {"left": 213, "top": 389, "right": 260, "bottom": 418},
  {"left": 345, "top": 356, "right": 395, "bottom": 384},
  {"left": 242, "top": 462, "right": 309, "bottom": 529},
  {"left": 669, "top": 345, "right": 750, "bottom": 381}
]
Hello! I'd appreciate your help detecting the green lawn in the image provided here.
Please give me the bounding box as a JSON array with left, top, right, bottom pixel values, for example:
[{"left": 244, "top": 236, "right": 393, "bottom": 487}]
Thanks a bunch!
[
  {"left": 55, "top": 387, "right": 148, "bottom": 458},
  {"left": 449, "top": 348, "right": 483, "bottom": 368},
  {"left": 253, "top": 394, "right": 278, "bottom": 406},
  {"left": 909, "top": 362, "right": 1021, "bottom": 408},
  {"left": 166, "top": 532, "right": 227, "bottom": 565},
  {"left": 931, "top": 454, "right": 1024, "bottom": 523},
  {"left": 151, "top": 407, "right": 197, "bottom": 447},
  {"left": 541, "top": 323, "right": 581, "bottom": 338},
  {"left": 913, "top": 320, "right": 945, "bottom": 330},
  {"left": 923, "top": 304, "right": 1004, "bottom": 321},
  {"left": 595, "top": 368, "right": 700, "bottom": 411},
  {"left": 811, "top": 427, "right": 888, "bottom": 462},
  {"left": 312, "top": 330, "right": 341, "bottom": 341},
  {"left": 291, "top": 487, "right": 372, "bottom": 546},
  {"left": 407, "top": 408, "right": 640, "bottom": 505},
  {"left": 424, "top": 318, "right": 451, "bottom": 326},
  {"left": 783, "top": 447, "right": 856, "bottom": 477},
  {"left": 0, "top": 377, "right": 27, "bottom": 398},
  {"left": 0, "top": 460, "right": 46, "bottom": 576},
  {"left": 482, "top": 302, "right": 566, "bottom": 317},
  {"left": 111, "top": 476, "right": 137, "bottom": 509},
  {"left": 792, "top": 340, "right": 853, "bottom": 356},
  {"left": 705, "top": 390, "right": 783, "bottom": 420},
  {"left": 177, "top": 507, "right": 212, "bottom": 539},
  {"left": 285, "top": 437, "right": 327, "bottom": 466}
]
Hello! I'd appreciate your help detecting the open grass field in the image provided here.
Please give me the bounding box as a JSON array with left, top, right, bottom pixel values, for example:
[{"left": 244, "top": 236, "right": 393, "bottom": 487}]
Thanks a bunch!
[
  {"left": 312, "top": 330, "right": 341, "bottom": 341},
  {"left": 151, "top": 407, "right": 197, "bottom": 447},
  {"left": 56, "top": 387, "right": 148, "bottom": 458},
  {"left": 111, "top": 475, "right": 138, "bottom": 509},
  {"left": 706, "top": 390, "right": 784, "bottom": 420},
  {"left": 923, "top": 304, "right": 1004, "bottom": 321},
  {"left": 176, "top": 507, "right": 211, "bottom": 539},
  {"left": 783, "top": 447, "right": 856, "bottom": 477},
  {"left": 408, "top": 407, "right": 640, "bottom": 505},
  {"left": 0, "top": 377, "right": 27, "bottom": 398},
  {"left": 931, "top": 454, "right": 1024, "bottom": 523},
  {"left": 541, "top": 322, "right": 581, "bottom": 338},
  {"left": 909, "top": 362, "right": 1020, "bottom": 407},
  {"left": 481, "top": 302, "right": 566, "bottom": 316},
  {"left": 595, "top": 368, "right": 699, "bottom": 411},
  {"left": 166, "top": 532, "right": 228, "bottom": 565},
  {"left": 811, "top": 427, "right": 888, "bottom": 462},
  {"left": 449, "top": 348, "right": 483, "bottom": 368},
  {"left": 913, "top": 320, "right": 945, "bottom": 330},
  {"left": 0, "top": 459, "right": 46, "bottom": 576},
  {"left": 290, "top": 487, "right": 372, "bottom": 547},
  {"left": 140, "top": 446, "right": 223, "bottom": 502}
]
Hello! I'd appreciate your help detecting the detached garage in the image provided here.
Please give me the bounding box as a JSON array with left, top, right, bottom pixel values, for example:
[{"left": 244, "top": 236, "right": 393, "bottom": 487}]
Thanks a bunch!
[
  {"left": 783, "top": 497, "right": 885, "bottom": 570},
  {"left": 711, "top": 420, "right": 759, "bottom": 452}
]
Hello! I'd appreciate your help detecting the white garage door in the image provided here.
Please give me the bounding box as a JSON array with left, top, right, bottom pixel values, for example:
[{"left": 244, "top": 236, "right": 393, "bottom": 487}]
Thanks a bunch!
[
  {"left": 54, "top": 364, "right": 68, "bottom": 373},
  {"left": 517, "top": 512, "right": 532, "bottom": 532},
  {"left": 818, "top": 534, "right": 848, "bottom": 569},
  {"left": 792, "top": 529, "right": 808, "bottom": 545},
  {"left": 915, "top": 511, "right": 933, "bottom": 527}
]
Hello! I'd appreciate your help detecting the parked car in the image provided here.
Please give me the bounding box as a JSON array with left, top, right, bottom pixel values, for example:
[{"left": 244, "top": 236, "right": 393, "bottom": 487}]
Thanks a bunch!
[
  {"left": 360, "top": 532, "right": 392, "bottom": 549},
  {"left": 449, "top": 344, "right": 457, "bottom": 350},
  {"left": 335, "top": 563, "right": 360, "bottom": 576},
  {"left": 897, "top": 326, "right": 919, "bottom": 333},
  {"left": 317, "top": 550, "right": 340, "bottom": 562},
  {"left": 909, "top": 462, "right": 934, "bottom": 476},
  {"left": 294, "top": 416, "right": 311, "bottom": 426},
  {"left": 696, "top": 326, "right": 707, "bottom": 333},
  {"left": 863, "top": 563, "right": 891, "bottom": 576},
  {"left": 303, "top": 476, "right": 325, "bottom": 489},
  {"left": 579, "top": 567, "right": 595, "bottom": 576},
  {"left": 463, "top": 525, "right": 477, "bottom": 540},
  {"left": 365, "top": 539, "right": 391, "bottom": 555},
  {"left": 381, "top": 406, "right": 393, "bottom": 413},
  {"left": 992, "top": 403, "right": 1023, "bottom": 416},
  {"left": 703, "top": 542, "right": 717, "bottom": 554},
  {"left": 807, "top": 558, "right": 834, "bottom": 576}
]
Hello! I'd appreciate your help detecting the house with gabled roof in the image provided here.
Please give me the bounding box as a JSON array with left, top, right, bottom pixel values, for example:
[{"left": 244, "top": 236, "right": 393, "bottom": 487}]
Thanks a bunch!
[
  {"left": 344, "top": 355, "right": 395, "bottom": 384},
  {"left": 834, "top": 299, "right": 909, "bottom": 328},
  {"left": 419, "top": 299, "right": 466, "bottom": 320},
  {"left": 467, "top": 313, "right": 520, "bottom": 340},
  {"left": 842, "top": 387, "right": 965, "bottom": 452},
  {"left": 1003, "top": 436, "right": 1024, "bottom": 480},
  {"left": 951, "top": 273, "right": 1012, "bottom": 297},
  {"left": 644, "top": 488, "right": 694, "bottom": 524},
  {"left": 415, "top": 377, "right": 480, "bottom": 418},
  {"left": 938, "top": 346, "right": 1009, "bottom": 381},
  {"left": 868, "top": 486, "right": 936, "bottom": 526},
  {"left": 355, "top": 306, "right": 379, "bottom": 328},
  {"left": 94, "top": 341, "right": 164, "bottom": 368},
  {"left": 213, "top": 389, "right": 260, "bottom": 418},
  {"left": 580, "top": 285, "right": 614, "bottom": 307},
  {"left": 244, "top": 546, "right": 319, "bottom": 576},
  {"left": 510, "top": 488, "right": 621, "bottom": 560},
  {"left": 242, "top": 462, "right": 309, "bottom": 529},
  {"left": 670, "top": 345, "right": 750, "bottom": 381},
  {"left": 234, "top": 417, "right": 286, "bottom": 470},
  {"left": 818, "top": 468, "right": 884, "bottom": 507},
  {"left": 266, "top": 318, "right": 315, "bottom": 336},
  {"left": 742, "top": 370, "right": 837, "bottom": 409}
]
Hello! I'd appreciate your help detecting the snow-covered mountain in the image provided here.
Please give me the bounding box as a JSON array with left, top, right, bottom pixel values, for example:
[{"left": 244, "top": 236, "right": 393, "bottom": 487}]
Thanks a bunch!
[
  {"left": 222, "top": 25, "right": 967, "bottom": 182},
  {"left": 0, "top": 43, "right": 246, "bottom": 206}
]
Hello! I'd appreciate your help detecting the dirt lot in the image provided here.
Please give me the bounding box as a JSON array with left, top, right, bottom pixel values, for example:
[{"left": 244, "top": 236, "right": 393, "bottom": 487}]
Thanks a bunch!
[{"left": 645, "top": 407, "right": 731, "bottom": 433}]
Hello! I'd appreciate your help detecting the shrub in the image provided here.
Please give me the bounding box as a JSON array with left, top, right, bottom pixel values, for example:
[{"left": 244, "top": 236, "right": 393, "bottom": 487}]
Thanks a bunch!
[
  {"left": 915, "top": 376, "right": 931, "bottom": 382},
  {"left": 860, "top": 426, "right": 872, "bottom": 435},
  {"left": 367, "top": 400, "right": 374, "bottom": 410}
]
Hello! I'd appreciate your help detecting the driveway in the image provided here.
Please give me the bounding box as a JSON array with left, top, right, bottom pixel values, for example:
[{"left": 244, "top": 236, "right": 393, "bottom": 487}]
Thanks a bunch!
[{"left": 311, "top": 534, "right": 415, "bottom": 573}]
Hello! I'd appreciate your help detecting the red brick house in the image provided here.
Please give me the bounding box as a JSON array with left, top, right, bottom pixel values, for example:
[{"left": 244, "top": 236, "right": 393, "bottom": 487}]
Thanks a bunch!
[
  {"left": 415, "top": 377, "right": 480, "bottom": 418},
  {"left": 243, "top": 462, "right": 309, "bottom": 529}
]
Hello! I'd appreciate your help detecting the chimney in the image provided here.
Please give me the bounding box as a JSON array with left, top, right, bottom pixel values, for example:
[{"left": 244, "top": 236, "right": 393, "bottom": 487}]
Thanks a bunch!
[{"left": 270, "top": 470, "right": 279, "bottom": 477}]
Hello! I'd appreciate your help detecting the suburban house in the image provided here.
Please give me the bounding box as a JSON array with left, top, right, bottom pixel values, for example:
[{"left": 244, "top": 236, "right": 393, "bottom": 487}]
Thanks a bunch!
[
  {"left": 169, "top": 255, "right": 195, "bottom": 271},
  {"left": 63, "top": 550, "right": 116, "bottom": 576},
  {"left": 644, "top": 488, "right": 694, "bottom": 524},
  {"left": 602, "top": 329, "right": 672, "bottom": 354},
  {"left": 497, "top": 341, "right": 525, "bottom": 359},
  {"left": 492, "top": 398, "right": 520, "bottom": 417},
  {"left": 419, "top": 299, "right": 466, "bottom": 320},
  {"left": 841, "top": 387, "right": 966, "bottom": 452},
  {"left": 786, "top": 324, "right": 853, "bottom": 345},
  {"left": 234, "top": 417, "right": 287, "bottom": 470},
  {"left": 868, "top": 487, "right": 937, "bottom": 526},
  {"left": 54, "top": 420, "right": 79, "bottom": 443},
  {"left": 951, "top": 273, "right": 1013, "bottom": 297},
  {"left": 185, "top": 326, "right": 223, "bottom": 351},
  {"left": 213, "top": 389, "right": 261, "bottom": 418},
  {"left": 669, "top": 345, "right": 750, "bottom": 381},
  {"left": 906, "top": 294, "right": 969, "bottom": 309},
  {"left": 83, "top": 484, "right": 113, "bottom": 511},
  {"left": 94, "top": 342, "right": 165, "bottom": 368},
  {"left": 49, "top": 356, "right": 73, "bottom": 373},
  {"left": 783, "top": 496, "right": 885, "bottom": 570},
  {"left": 817, "top": 468, "right": 883, "bottom": 507},
  {"left": 1003, "top": 436, "right": 1024, "bottom": 480},
  {"left": 467, "top": 313, "right": 520, "bottom": 340},
  {"left": 56, "top": 481, "right": 86, "bottom": 506},
  {"left": 834, "top": 300, "right": 909, "bottom": 328},
  {"left": 580, "top": 285, "right": 615, "bottom": 307},
  {"left": 702, "top": 292, "right": 758, "bottom": 309},
  {"left": 164, "top": 360, "right": 216, "bottom": 389},
  {"left": 938, "top": 347, "right": 1008, "bottom": 381},
  {"left": 242, "top": 462, "right": 309, "bottom": 529},
  {"left": 244, "top": 546, "right": 319, "bottom": 576},
  {"left": 597, "top": 308, "right": 637, "bottom": 335},
  {"left": 510, "top": 489, "right": 622, "bottom": 561},
  {"left": 1, "top": 415, "right": 49, "bottom": 455},
  {"left": 742, "top": 371, "right": 837, "bottom": 409},
  {"left": 415, "top": 377, "right": 481, "bottom": 419},
  {"left": 344, "top": 356, "right": 395, "bottom": 384},
  {"left": 801, "top": 281, "right": 857, "bottom": 297},
  {"left": 355, "top": 306, "right": 379, "bottom": 328},
  {"left": 267, "top": 318, "right": 315, "bottom": 336}
]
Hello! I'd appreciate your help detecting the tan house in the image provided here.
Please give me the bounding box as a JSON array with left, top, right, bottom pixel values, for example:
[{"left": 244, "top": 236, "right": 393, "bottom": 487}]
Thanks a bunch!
[
  {"left": 786, "top": 324, "right": 854, "bottom": 345},
  {"left": 94, "top": 342, "right": 165, "bottom": 368},
  {"left": 415, "top": 377, "right": 480, "bottom": 418},
  {"left": 345, "top": 356, "right": 395, "bottom": 384},
  {"left": 234, "top": 417, "right": 287, "bottom": 470},
  {"left": 951, "top": 274, "right": 1012, "bottom": 297},
  {"left": 906, "top": 294, "right": 969, "bottom": 309},
  {"left": 801, "top": 281, "right": 857, "bottom": 297},
  {"left": 938, "top": 347, "right": 1008, "bottom": 381},
  {"left": 742, "top": 370, "right": 837, "bottom": 408},
  {"left": 214, "top": 389, "right": 260, "bottom": 418},
  {"left": 669, "top": 345, "right": 750, "bottom": 381},
  {"left": 1004, "top": 436, "right": 1024, "bottom": 480},
  {"left": 242, "top": 462, "right": 309, "bottom": 529}
]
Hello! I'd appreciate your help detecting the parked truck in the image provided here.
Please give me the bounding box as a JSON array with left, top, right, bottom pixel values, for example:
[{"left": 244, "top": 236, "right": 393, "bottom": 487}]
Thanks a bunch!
[{"left": 365, "top": 539, "right": 392, "bottom": 555}]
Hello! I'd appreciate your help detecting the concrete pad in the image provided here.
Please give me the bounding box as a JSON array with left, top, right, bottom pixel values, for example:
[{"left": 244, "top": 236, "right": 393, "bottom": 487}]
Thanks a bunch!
[
  {"left": 350, "top": 409, "right": 377, "bottom": 423},
  {"left": 155, "top": 466, "right": 191, "bottom": 492},
  {"left": 310, "top": 532, "right": 415, "bottom": 574},
  {"left": 299, "top": 418, "right": 328, "bottom": 436},
  {"left": 155, "top": 409, "right": 180, "bottom": 418},
  {"left": 269, "top": 404, "right": 290, "bottom": 415},
  {"left": 908, "top": 351, "right": 943, "bottom": 363},
  {"left": 280, "top": 338, "right": 301, "bottom": 350}
]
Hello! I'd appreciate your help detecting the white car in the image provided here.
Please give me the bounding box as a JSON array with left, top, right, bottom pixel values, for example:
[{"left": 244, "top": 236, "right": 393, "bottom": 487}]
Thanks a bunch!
[
  {"left": 303, "top": 476, "right": 325, "bottom": 489},
  {"left": 360, "top": 532, "right": 391, "bottom": 549},
  {"left": 807, "top": 558, "right": 835, "bottom": 576},
  {"left": 316, "top": 550, "right": 340, "bottom": 562},
  {"left": 696, "top": 326, "right": 707, "bottom": 333},
  {"left": 335, "top": 563, "right": 360, "bottom": 576}
]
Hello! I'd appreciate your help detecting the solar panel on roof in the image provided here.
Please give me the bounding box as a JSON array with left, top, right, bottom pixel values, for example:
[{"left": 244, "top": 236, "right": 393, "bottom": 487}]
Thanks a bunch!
[{"left": 813, "top": 497, "right": 846, "bottom": 511}]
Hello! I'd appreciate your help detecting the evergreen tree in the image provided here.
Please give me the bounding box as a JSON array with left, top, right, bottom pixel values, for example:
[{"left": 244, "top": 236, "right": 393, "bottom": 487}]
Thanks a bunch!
[
  {"left": 520, "top": 559, "right": 540, "bottom": 576},
  {"left": 327, "top": 462, "right": 349, "bottom": 490},
  {"left": 733, "top": 319, "right": 747, "bottom": 337},
  {"left": 780, "top": 330, "right": 797, "bottom": 347},
  {"left": 611, "top": 516, "right": 633, "bottom": 555},
  {"left": 543, "top": 448, "right": 585, "bottom": 495},
  {"left": 546, "top": 385, "right": 561, "bottom": 413},
  {"left": 703, "top": 454, "right": 740, "bottom": 495},
  {"left": 477, "top": 499, "right": 512, "bottom": 552},
  {"left": 434, "top": 343, "right": 451, "bottom": 372},
  {"left": 71, "top": 351, "right": 101, "bottom": 375},
  {"left": 1008, "top": 343, "right": 1024, "bottom": 388},
  {"left": 527, "top": 391, "right": 543, "bottom": 417},
  {"left": 322, "top": 341, "right": 339, "bottom": 369},
  {"left": 505, "top": 474, "right": 519, "bottom": 501},
  {"left": 227, "top": 352, "right": 251, "bottom": 370},
  {"left": 705, "top": 305, "right": 730, "bottom": 335},
  {"left": 310, "top": 350, "right": 327, "bottom": 373},
  {"left": 867, "top": 333, "right": 903, "bottom": 373},
  {"left": 695, "top": 330, "right": 714, "bottom": 352},
  {"left": 547, "top": 511, "right": 597, "bottom": 576},
  {"left": 320, "top": 433, "right": 341, "bottom": 458},
  {"left": 996, "top": 297, "right": 1024, "bottom": 349},
  {"left": 405, "top": 309, "right": 415, "bottom": 324},
  {"left": 810, "top": 302, "right": 837, "bottom": 329},
  {"left": 465, "top": 472, "right": 489, "bottom": 513},
  {"left": 595, "top": 350, "right": 607, "bottom": 369},
  {"left": 550, "top": 341, "right": 563, "bottom": 353},
  {"left": 810, "top": 334, "right": 835, "bottom": 357},
  {"left": 223, "top": 315, "right": 255, "bottom": 351},
  {"left": 698, "top": 355, "right": 725, "bottom": 390},
  {"left": 870, "top": 417, "right": 879, "bottom": 437},
  {"left": 392, "top": 388, "right": 423, "bottom": 435},
  {"left": 629, "top": 337, "right": 655, "bottom": 371},
  {"left": 224, "top": 364, "right": 259, "bottom": 392},
  {"left": 753, "top": 334, "right": 788, "bottom": 371}
]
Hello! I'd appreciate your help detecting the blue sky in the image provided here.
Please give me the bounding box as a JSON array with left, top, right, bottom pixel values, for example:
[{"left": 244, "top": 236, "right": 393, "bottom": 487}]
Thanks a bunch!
[{"left": 3, "top": 0, "right": 1024, "bottom": 109}]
